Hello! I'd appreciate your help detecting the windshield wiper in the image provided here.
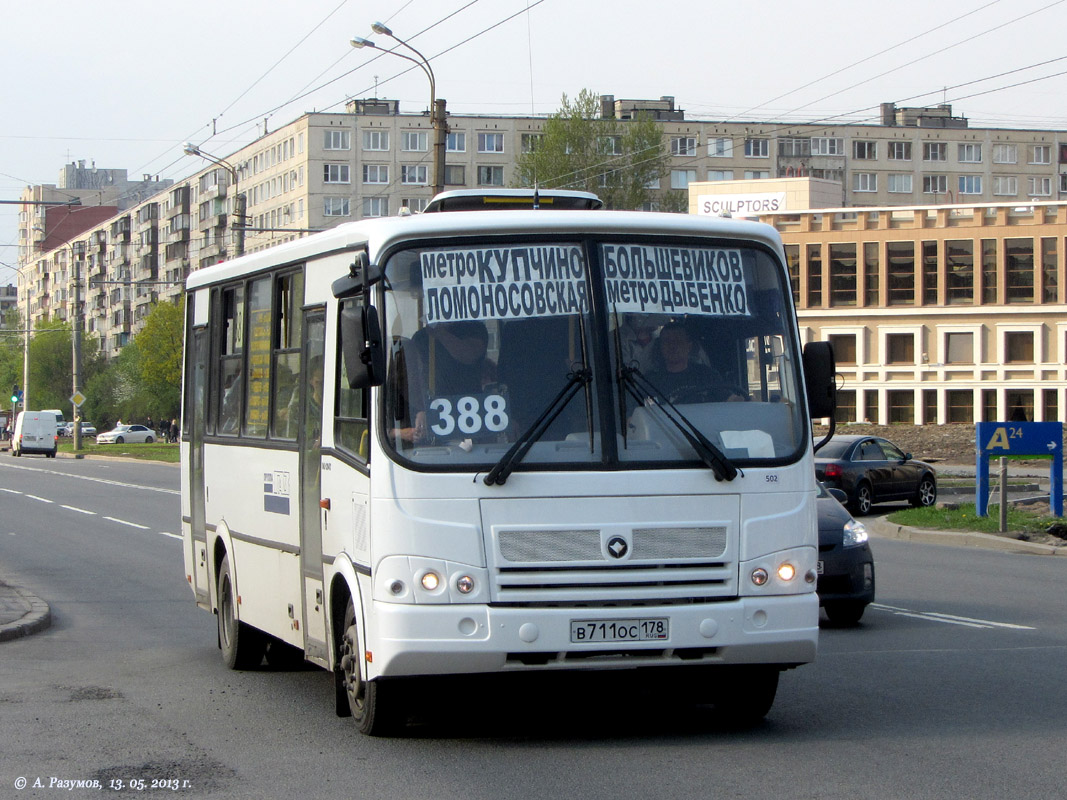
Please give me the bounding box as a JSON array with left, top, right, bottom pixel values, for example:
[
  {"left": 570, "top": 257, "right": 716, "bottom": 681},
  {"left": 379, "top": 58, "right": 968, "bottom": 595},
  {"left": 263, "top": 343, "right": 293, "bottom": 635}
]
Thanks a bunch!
[
  {"left": 483, "top": 368, "right": 592, "bottom": 486},
  {"left": 619, "top": 365, "right": 739, "bottom": 482}
]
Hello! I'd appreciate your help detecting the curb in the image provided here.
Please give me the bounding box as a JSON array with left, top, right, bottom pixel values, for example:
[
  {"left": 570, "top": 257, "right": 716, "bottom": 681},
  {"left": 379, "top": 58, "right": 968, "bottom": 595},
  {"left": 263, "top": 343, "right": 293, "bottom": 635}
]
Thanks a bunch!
[
  {"left": 866, "top": 515, "right": 1067, "bottom": 556},
  {"left": 0, "top": 581, "right": 52, "bottom": 642}
]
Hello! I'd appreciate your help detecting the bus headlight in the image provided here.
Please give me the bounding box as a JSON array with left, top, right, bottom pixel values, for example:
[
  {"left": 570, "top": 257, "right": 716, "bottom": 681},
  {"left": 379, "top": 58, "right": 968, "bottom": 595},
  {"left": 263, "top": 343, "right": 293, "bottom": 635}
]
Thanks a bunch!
[
  {"left": 777, "top": 563, "right": 796, "bottom": 582},
  {"left": 374, "top": 557, "right": 489, "bottom": 604},
  {"left": 751, "top": 568, "right": 769, "bottom": 586},
  {"left": 456, "top": 575, "right": 475, "bottom": 594},
  {"left": 420, "top": 571, "right": 441, "bottom": 591}
]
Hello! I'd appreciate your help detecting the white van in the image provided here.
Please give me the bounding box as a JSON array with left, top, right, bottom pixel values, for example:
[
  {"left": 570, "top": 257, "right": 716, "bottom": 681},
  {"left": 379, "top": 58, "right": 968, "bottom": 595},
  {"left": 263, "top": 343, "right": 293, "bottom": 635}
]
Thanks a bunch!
[
  {"left": 41, "top": 408, "right": 65, "bottom": 433},
  {"left": 12, "top": 410, "right": 59, "bottom": 457}
]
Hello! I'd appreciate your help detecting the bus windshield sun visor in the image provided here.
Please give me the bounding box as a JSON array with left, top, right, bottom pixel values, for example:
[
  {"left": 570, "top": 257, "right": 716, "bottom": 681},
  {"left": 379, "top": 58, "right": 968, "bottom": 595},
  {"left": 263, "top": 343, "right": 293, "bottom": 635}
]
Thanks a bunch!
[{"left": 483, "top": 368, "right": 593, "bottom": 486}]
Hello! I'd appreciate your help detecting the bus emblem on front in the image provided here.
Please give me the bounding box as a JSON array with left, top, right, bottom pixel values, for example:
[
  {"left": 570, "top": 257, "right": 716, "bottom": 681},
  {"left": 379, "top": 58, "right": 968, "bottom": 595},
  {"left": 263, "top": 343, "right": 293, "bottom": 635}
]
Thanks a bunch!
[{"left": 606, "top": 537, "right": 629, "bottom": 559}]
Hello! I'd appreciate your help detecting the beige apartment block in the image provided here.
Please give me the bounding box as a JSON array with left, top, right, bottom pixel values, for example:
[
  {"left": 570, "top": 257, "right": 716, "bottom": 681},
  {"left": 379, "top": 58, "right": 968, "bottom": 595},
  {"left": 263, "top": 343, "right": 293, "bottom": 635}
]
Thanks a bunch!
[
  {"left": 759, "top": 201, "right": 1067, "bottom": 426},
  {"left": 16, "top": 96, "right": 1067, "bottom": 372}
]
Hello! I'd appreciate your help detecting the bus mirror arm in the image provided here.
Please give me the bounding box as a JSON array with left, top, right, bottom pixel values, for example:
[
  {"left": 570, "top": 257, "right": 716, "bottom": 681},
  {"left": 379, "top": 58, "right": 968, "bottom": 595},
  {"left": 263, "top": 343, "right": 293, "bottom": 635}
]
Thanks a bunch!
[{"left": 331, "top": 252, "right": 382, "bottom": 300}]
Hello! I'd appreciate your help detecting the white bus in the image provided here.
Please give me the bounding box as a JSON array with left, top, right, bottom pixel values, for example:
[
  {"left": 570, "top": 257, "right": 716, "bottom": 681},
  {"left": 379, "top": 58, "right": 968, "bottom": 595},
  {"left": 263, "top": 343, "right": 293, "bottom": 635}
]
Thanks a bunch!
[{"left": 180, "top": 190, "right": 836, "bottom": 735}]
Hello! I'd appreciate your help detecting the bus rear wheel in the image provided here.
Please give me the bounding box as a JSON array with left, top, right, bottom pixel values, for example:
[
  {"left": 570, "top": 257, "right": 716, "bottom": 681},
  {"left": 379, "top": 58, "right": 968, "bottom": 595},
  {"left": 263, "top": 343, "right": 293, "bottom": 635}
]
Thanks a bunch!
[
  {"left": 338, "top": 598, "right": 400, "bottom": 736},
  {"left": 217, "top": 554, "right": 266, "bottom": 669}
]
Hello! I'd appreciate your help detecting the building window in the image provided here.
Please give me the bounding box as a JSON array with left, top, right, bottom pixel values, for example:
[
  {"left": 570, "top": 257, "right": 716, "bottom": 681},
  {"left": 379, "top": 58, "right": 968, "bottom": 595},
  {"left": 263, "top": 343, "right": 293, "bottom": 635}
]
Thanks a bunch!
[
  {"left": 784, "top": 244, "right": 800, "bottom": 305},
  {"left": 888, "top": 141, "right": 912, "bottom": 161},
  {"left": 923, "top": 142, "right": 947, "bottom": 162},
  {"left": 401, "top": 165, "right": 428, "bottom": 185},
  {"left": 477, "top": 165, "right": 504, "bottom": 186},
  {"left": 958, "top": 175, "right": 983, "bottom": 195},
  {"left": 670, "top": 169, "right": 697, "bottom": 189},
  {"left": 401, "top": 131, "right": 428, "bottom": 152},
  {"left": 520, "top": 133, "right": 543, "bottom": 153},
  {"left": 886, "top": 333, "right": 915, "bottom": 364},
  {"left": 1028, "top": 176, "right": 1052, "bottom": 196},
  {"left": 922, "top": 390, "right": 938, "bottom": 425},
  {"left": 810, "top": 168, "right": 844, "bottom": 183},
  {"left": 324, "top": 130, "right": 350, "bottom": 150},
  {"left": 853, "top": 141, "right": 877, "bottom": 160},
  {"left": 362, "top": 130, "right": 389, "bottom": 151},
  {"left": 887, "top": 390, "right": 914, "bottom": 424},
  {"left": 670, "top": 137, "right": 696, "bottom": 157},
  {"left": 478, "top": 133, "right": 505, "bottom": 153},
  {"left": 1005, "top": 238, "right": 1035, "bottom": 303},
  {"left": 982, "top": 239, "right": 998, "bottom": 304},
  {"left": 947, "top": 389, "right": 974, "bottom": 423},
  {"left": 887, "top": 174, "right": 913, "bottom": 193},
  {"left": 1030, "top": 144, "right": 1052, "bottom": 164},
  {"left": 743, "top": 170, "right": 770, "bottom": 180},
  {"left": 828, "top": 333, "right": 857, "bottom": 365},
  {"left": 778, "top": 138, "right": 810, "bottom": 157},
  {"left": 982, "top": 388, "right": 997, "bottom": 423},
  {"left": 958, "top": 143, "right": 982, "bottom": 163},
  {"left": 922, "top": 241, "right": 938, "bottom": 305},
  {"left": 1044, "top": 388, "right": 1058, "bottom": 423},
  {"left": 864, "top": 241, "right": 880, "bottom": 306},
  {"left": 598, "top": 136, "right": 623, "bottom": 156},
  {"left": 835, "top": 390, "right": 857, "bottom": 424},
  {"left": 446, "top": 132, "right": 466, "bottom": 152},
  {"left": 323, "top": 196, "right": 350, "bottom": 217},
  {"left": 362, "top": 164, "right": 389, "bottom": 184},
  {"left": 323, "top": 164, "right": 350, "bottom": 184},
  {"left": 811, "top": 137, "right": 843, "bottom": 156},
  {"left": 707, "top": 170, "right": 734, "bottom": 181},
  {"left": 362, "top": 197, "right": 388, "bottom": 218},
  {"left": 887, "top": 242, "right": 915, "bottom": 305},
  {"left": 708, "top": 137, "right": 734, "bottom": 158},
  {"left": 744, "top": 138, "right": 769, "bottom": 158},
  {"left": 946, "top": 332, "right": 974, "bottom": 364},
  {"left": 1042, "top": 237, "right": 1058, "bottom": 303},
  {"left": 923, "top": 174, "right": 948, "bottom": 194},
  {"left": 402, "top": 197, "right": 429, "bottom": 213},
  {"left": 993, "top": 144, "right": 1017, "bottom": 164},
  {"left": 1005, "top": 331, "right": 1034, "bottom": 363},
  {"left": 829, "top": 244, "right": 857, "bottom": 307},
  {"left": 993, "top": 176, "right": 1018, "bottom": 196},
  {"left": 852, "top": 172, "right": 877, "bottom": 192},
  {"left": 946, "top": 240, "right": 974, "bottom": 304},
  {"left": 806, "top": 244, "right": 822, "bottom": 308},
  {"left": 444, "top": 165, "right": 465, "bottom": 186}
]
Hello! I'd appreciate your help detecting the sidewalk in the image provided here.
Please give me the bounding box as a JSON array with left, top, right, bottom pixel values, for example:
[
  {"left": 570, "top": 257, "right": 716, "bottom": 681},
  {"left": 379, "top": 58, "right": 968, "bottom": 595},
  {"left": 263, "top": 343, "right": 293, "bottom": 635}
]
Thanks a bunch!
[{"left": 0, "top": 575, "right": 52, "bottom": 642}]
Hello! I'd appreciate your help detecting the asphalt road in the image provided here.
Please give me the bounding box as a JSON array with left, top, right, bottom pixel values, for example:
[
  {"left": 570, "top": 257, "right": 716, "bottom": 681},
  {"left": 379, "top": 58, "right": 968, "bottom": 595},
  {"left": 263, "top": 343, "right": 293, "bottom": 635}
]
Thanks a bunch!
[{"left": 1, "top": 455, "right": 1065, "bottom": 799}]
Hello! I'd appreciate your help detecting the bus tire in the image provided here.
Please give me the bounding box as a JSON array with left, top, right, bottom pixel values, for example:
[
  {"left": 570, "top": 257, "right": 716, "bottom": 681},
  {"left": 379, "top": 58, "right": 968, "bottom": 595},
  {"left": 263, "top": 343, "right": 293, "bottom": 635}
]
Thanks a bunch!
[
  {"left": 712, "top": 666, "right": 779, "bottom": 727},
  {"left": 338, "top": 598, "right": 401, "bottom": 736},
  {"left": 217, "top": 554, "right": 266, "bottom": 670}
]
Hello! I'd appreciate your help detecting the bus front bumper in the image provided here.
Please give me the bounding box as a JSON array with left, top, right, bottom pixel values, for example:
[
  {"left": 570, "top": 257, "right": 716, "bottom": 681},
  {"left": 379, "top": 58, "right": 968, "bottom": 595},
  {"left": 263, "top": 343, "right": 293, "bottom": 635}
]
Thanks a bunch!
[{"left": 367, "top": 593, "right": 817, "bottom": 678}]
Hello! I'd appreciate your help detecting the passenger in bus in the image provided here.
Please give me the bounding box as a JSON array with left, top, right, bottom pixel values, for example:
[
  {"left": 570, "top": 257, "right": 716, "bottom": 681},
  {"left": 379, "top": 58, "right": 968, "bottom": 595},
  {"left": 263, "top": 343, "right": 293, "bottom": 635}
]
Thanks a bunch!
[
  {"left": 219, "top": 371, "right": 242, "bottom": 434},
  {"left": 645, "top": 322, "right": 744, "bottom": 404}
]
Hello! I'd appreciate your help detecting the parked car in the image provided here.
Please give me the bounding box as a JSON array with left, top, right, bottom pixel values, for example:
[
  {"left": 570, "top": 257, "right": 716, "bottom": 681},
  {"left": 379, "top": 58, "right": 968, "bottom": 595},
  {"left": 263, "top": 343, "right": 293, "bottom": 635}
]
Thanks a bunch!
[
  {"left": 814, "top": 434, "right": 937, "bottom": 516},
  {"left": 79, "top": 422, "right": 97, "bottom": 437},
  {"left": 96, "top": 424, "right": 155, "bottom": 444},
  {"left": 816, "top": 481, "right": 875, "bottom": 625}
]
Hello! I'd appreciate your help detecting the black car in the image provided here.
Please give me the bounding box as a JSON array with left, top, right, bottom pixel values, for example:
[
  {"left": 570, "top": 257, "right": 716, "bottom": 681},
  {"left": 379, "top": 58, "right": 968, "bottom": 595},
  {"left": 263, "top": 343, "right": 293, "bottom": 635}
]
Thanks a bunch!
[
  {"left": 814, "top": 434, "right": 937, "bottom": 516},
  {"left": 817, "top": 482, "right": 875, "bottom": 625}
]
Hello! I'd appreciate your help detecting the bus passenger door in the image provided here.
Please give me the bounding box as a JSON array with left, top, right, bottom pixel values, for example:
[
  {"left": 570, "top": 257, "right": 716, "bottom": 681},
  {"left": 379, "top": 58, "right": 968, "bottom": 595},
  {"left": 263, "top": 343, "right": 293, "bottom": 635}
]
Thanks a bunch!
[
  {"left": 188, "top": 325, "right": 210, "bottom": 608},
  {"left": 299, "top": 311, "right": 328, "bottom": 662}
]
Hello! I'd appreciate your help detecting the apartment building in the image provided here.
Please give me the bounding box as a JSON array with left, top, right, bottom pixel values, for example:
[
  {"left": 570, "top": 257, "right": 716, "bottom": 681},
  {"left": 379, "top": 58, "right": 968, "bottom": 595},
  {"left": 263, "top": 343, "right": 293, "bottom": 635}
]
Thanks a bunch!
[{"left": 15, "top": 95, "right": 1067, "bottom": 400}]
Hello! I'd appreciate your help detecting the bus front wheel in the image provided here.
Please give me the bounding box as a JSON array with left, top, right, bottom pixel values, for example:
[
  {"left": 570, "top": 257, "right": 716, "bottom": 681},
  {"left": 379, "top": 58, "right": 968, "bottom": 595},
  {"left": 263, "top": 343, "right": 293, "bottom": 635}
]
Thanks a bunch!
[
  {"left": 217, "top": 554, "right": 266, "bottom": 669},
  {"left": 338, "top": 598, "right": 400, "bottom": 736},
  {"left": 711, "top": 666, "right": 779, "bottom": 727}
]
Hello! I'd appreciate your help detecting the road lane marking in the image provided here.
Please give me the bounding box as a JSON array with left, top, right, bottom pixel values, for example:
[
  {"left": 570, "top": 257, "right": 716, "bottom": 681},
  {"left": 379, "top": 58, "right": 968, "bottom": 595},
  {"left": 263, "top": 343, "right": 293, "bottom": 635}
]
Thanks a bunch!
[
  {"left": 0, "top": 487, "right": 23, "bottom": 494},
  {"left": 24, "top": 494, "right": 54, "bottom": 504},
  {"left": 0, "top": 461, "right": 179, "bottom": 495},
  {"left": 104, "top": 516, "right": 150, "bottom": 530},
  {"left": 61, "top": 505, "right": 96, "bottom": 515},
  {"left": 158, "top": 532, "right": 182, "bottom": 540},
  {"left": 872, "top": 603, "right": 1035, "bottom": 630}
]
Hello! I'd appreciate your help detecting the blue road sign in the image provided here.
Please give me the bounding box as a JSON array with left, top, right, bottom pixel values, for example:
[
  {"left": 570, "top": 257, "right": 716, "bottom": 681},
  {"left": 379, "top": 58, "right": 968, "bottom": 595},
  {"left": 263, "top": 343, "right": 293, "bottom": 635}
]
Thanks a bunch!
[{"left": 975, "top": 421, "right": 1063, "bottom": 517}]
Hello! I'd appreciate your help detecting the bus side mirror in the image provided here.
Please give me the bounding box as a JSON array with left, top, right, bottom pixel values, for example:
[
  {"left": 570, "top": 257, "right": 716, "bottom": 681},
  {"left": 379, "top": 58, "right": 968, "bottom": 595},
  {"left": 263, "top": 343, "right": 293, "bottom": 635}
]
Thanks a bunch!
[
  {"left": 340, "top": 303, "right": 385, "bottom": 389},
  {"left": 803, "top": 341, "right": 836, "bottom": 420}
]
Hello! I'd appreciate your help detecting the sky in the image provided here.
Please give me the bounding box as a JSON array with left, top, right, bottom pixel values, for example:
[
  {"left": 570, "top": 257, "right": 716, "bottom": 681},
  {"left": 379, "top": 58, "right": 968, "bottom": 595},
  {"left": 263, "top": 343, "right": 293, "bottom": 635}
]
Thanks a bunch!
[{"left": 4, "top": 0, "right": 1067, "bottom": 283}]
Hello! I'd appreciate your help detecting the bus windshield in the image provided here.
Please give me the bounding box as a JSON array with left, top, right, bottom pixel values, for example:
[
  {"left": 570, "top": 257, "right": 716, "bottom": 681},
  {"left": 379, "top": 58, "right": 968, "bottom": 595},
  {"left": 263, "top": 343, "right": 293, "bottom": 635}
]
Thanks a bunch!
[{"left": 381, "top": 236, "right": 805, "bottom": 471}]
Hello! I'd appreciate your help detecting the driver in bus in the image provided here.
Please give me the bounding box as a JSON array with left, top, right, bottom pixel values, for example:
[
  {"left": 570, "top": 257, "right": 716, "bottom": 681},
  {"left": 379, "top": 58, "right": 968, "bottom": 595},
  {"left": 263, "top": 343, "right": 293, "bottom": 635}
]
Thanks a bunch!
[{"left": 645, "top": 322, "right": 745, "bottom": 405}]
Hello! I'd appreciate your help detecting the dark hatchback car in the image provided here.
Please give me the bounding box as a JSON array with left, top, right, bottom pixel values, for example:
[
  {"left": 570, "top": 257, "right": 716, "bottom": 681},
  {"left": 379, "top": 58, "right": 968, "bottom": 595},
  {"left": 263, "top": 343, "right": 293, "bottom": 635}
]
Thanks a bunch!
[
  {"left": 816, "top": 482, "right": 875, "bottom": 625},
  {"left": 814, "top": 434, "right": 937, "bottom": 516}
]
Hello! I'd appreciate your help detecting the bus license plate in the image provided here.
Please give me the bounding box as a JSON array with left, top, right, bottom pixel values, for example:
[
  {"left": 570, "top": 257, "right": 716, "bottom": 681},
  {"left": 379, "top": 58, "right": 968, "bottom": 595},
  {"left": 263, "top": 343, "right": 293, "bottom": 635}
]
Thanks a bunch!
[{"left": 570, "top": 618, "right": 669, "bottom": 643}]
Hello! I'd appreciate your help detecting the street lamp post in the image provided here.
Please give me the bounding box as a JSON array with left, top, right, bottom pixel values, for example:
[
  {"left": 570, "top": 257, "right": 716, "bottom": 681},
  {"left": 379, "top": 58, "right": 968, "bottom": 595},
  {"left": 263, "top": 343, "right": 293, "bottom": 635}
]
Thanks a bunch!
[
  {"left": 351, "top": 22, "right": 447, "bottom": 197},
  {"left": 183, "top": 143, "right": 246, "bottom": 257}
]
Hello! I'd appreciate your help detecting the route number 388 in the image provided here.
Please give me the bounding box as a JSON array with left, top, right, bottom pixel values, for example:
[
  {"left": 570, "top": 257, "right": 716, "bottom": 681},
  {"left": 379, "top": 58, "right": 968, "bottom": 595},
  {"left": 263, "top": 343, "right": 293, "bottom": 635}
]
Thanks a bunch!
[{"left": 429, "top": 394, "right": 509, "bottom": 436}]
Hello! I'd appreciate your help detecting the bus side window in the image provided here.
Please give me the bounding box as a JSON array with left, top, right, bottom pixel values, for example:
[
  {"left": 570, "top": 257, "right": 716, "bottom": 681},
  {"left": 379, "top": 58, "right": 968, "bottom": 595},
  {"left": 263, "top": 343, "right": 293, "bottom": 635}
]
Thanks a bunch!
[{"left": 216, "top": 284, "right": 244, "bottom": 436}]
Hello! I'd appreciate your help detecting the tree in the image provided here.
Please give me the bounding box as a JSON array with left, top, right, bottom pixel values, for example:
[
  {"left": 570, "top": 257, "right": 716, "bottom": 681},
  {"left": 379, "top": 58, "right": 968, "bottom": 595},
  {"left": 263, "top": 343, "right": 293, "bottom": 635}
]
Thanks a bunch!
[
  {"left": 134, "top": 298, "right": 183, "bottom": 421},
  {"left": 514, "top": 89, "right": 672, "bottom": 211}
]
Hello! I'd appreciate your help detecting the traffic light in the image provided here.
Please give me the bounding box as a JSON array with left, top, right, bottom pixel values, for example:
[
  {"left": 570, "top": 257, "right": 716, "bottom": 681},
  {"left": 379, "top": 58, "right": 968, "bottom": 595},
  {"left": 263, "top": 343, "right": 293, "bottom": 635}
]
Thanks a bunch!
[{"left": 10, "top": 385, "right": 18, "bottom": 404}]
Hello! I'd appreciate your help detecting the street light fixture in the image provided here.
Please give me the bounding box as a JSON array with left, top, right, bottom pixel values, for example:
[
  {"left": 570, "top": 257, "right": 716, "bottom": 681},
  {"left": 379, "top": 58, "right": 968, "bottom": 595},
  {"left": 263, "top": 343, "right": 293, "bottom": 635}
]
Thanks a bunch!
[
  {"left": 183, "top": 142, "right": 246, "bottom": 258},
  {"left": 351, "top": 23, "right": 447, "bottom": 197}
]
